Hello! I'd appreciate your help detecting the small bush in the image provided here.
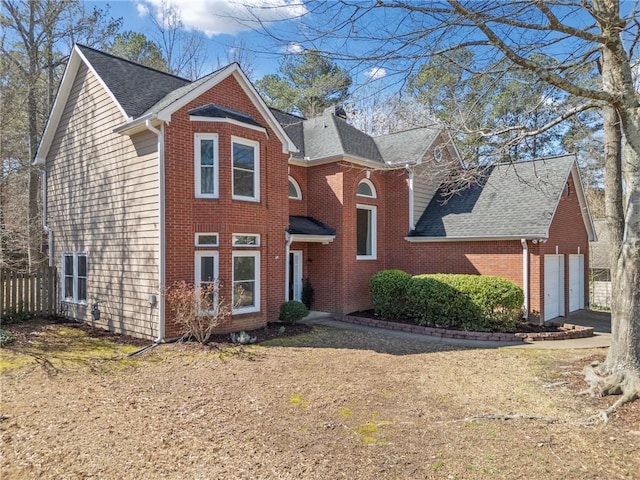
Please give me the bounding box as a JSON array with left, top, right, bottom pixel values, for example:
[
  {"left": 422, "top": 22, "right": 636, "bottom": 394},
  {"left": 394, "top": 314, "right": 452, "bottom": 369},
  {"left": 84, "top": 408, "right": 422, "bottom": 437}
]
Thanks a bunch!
[
  {"left": 301, "top": 278, "right": 315, "bottom": 309},
  {"left": 369, "top": 269, "right": 412, "bottom": 319},
  {"left": 165, "top": 280, "right": 231, "bottom": 343},
  {"left": 279, "top": 301, "right": 309, "bottom": 323}
]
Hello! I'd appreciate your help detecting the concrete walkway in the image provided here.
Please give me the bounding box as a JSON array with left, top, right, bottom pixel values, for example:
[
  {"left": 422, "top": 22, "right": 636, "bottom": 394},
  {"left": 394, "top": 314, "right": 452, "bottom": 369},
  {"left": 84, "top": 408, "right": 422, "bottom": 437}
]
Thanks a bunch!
[{"left": 301, "top": 310, "right": 611, "bottom": 350}]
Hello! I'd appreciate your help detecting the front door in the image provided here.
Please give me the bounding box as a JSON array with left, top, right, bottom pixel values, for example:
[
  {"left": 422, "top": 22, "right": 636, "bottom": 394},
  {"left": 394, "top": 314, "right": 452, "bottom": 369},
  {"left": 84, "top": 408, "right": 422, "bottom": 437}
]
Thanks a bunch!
[{"left": 288, "top": 251, "right": 302, "bottom": 302}]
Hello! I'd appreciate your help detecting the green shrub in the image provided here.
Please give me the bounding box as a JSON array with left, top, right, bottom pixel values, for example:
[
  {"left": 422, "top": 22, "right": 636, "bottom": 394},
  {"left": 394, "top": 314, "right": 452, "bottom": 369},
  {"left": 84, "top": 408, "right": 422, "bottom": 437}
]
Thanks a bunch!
[
  {"left": 369, "top": 269, "right": 412, "bottom": 319},
  {"left": 406, "top": 274, "right": 523, "bottom": 332},
  {"left": 279, "top": 301, "right": 309, "bottom": 323},
  {"left": 301, "top": 277, "right": 314, "bottom": 309}
]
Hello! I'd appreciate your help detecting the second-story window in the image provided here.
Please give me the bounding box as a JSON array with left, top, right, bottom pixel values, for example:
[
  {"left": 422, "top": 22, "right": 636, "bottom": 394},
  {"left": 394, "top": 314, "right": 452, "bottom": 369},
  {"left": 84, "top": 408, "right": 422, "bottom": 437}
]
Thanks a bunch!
[
  {"left": 195, "top": 133, "right": 218, "bottom": 198},
  {"left": 232, "top": 136, "right": 260, "bottom": 201}
]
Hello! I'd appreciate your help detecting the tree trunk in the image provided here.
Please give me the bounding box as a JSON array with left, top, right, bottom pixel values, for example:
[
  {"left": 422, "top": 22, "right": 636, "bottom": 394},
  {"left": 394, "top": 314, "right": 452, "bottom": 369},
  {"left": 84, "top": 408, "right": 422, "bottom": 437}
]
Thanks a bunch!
[{"left": 583, "top": 0, "right": 640, "bottom": 417}]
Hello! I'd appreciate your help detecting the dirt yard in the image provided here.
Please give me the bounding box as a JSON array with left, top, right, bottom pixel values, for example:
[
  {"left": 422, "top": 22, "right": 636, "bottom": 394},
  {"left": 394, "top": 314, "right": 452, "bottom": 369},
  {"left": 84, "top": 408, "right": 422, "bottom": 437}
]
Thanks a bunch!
[{"left": 1, "top": 319, "right": 639, "bottom": 479}]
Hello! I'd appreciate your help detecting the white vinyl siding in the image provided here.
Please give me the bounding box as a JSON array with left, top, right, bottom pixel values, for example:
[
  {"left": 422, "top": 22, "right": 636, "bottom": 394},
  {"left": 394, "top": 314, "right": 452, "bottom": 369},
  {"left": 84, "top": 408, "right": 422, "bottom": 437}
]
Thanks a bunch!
[{"left": 45, "top": 63, "right": 160, "bottom": 339}]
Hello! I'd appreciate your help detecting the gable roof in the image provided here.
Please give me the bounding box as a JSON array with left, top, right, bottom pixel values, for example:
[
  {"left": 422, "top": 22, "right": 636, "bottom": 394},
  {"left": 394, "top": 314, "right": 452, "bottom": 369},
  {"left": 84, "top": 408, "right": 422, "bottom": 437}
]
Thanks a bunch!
[
  {"left": 35, "top": 44, "right": 297, "bottom": 164},
  {"left": 409, "top": 155, "right": 595, "bottom": 241},
  {"left": 374, "top": 126, "right": 442, "bottom": 165},
  {"left": 76, "top": 44, "right": 190, "bottom": 118},
  {"left": 283, "top": 108, "right": 449, "bottom": 167}
]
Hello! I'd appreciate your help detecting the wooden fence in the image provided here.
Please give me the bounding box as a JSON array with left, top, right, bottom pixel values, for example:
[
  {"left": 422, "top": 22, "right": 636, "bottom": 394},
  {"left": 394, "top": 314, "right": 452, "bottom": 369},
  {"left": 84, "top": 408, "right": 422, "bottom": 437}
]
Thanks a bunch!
[{"left": 0, "top": 266, "right": 57, "bottom": 319}]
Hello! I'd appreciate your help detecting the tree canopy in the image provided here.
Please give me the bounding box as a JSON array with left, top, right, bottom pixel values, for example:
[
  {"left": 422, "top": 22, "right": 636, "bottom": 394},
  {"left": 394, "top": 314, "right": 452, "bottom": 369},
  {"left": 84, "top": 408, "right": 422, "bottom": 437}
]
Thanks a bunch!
[{"left": 256, "top": 51, "right": 352, "bottom": 118}]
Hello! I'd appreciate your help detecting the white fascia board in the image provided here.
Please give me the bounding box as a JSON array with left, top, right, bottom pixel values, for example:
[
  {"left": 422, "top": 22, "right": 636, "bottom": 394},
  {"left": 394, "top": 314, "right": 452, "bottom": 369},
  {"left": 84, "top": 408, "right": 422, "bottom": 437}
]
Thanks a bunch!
[
  {"left": 543, "top": 155, "right": 577, "bottom": 241},
  {"left": 289, "top": 154, "right": 399, "bottom": 170},
  {"left": 153, "top": 64, "right": 298, "bottom": 154},
  {"left": 35, "top": 45, "right": 130, "bottom": 164},
  {"left": 189, "top": 116, "right": 267, "bottom": 134},
  {"left": 404, "top": 235, "right": 546, "bottom": 243},
  {"left": 289, "top": 234, "right": 336, "bottom": 244},
  {"left": 113, "top": 113, "right": 156, "bottom": 135},
  {"left": 571, "top": 162, "right": 597, "bottom": 241},
  {"left": 75, "top": 46, "right": 130, "bottom": 120}
]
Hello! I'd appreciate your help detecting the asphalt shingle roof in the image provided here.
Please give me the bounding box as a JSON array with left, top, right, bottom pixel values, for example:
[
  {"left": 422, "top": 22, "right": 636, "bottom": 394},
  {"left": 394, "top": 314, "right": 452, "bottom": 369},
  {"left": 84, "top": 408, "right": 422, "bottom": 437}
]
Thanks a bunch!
[
  {"left": 270, "top": 109, "right": 306, "bottom": 158},
  {"left": 288, "top": 216, "right": 336, "bottom": 236},
  {"left": 410, "top": 155, "right": 575, "bottom": 238},
  {"left": 77, "top": 44, "right": 190, "bottom": 118},
  {"left": 189, "top": 104, "right": 264, "bottom": 128},
  {"left": 374, "top": 127, "right": 442, "bottom": 165},
  {"left": 302, "top": 113, "right": 385, "bottom": 164}
]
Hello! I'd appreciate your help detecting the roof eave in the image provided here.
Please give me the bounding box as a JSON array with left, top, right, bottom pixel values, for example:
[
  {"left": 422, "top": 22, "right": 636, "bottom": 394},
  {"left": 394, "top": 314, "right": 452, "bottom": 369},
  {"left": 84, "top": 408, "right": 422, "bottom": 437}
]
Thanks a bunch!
[
  {"left": 289, "top": 234, "right": 336, "bottom": 244},
  {"left": 404, "top": 234, "right": 548, "bottom": 243},
  {"left": 289, "top": 153, "right": 392, "bottom": 169}
]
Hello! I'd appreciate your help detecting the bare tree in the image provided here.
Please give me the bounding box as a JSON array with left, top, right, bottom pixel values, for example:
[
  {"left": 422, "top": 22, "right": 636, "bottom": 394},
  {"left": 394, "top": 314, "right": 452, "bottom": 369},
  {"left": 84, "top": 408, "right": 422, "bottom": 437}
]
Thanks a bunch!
[
  {"left": 144, "top": 0, "right": 208, "bottom": 80},
  {"left": 0, "top": 0, "right": 120, "bottom": 271},
  {"left": 261, "top": 0, "right": 640, "bottom": 416}
]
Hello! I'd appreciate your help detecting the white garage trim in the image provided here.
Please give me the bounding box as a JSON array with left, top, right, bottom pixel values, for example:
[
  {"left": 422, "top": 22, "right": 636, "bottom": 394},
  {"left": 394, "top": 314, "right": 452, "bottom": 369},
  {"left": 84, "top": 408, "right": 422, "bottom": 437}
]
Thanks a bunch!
[
  {"left": 569, "top": 254, "right": 585, "bottom": 312},
  {"left": 544, "top": 255, "right": 565, "bottom": 322}
]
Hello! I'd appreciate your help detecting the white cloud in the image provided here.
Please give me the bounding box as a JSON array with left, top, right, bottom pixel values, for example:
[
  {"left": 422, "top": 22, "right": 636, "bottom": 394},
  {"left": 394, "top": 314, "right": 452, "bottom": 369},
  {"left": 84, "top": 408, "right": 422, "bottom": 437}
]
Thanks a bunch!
[
  {"left": 140, "top": 0, "right": 307, "bottom": 37},
  {"left": 283, "top": 42, "right": 303, "bottom": 54},
  {"left": 365, "top": 67, "right": 387, "bottom": 80},
  {"left": 135, "top": 2, "right": 149, "bottom": 16}
]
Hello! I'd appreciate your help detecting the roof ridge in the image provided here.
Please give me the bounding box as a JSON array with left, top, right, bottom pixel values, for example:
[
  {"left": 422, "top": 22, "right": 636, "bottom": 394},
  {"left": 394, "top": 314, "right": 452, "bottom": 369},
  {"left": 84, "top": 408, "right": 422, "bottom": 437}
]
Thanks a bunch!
[
  {"left": 75, "top": 43, "right": 191, "bottom": 82},
  {"left": 373, "top": 124, "right": 443, "bottom": 138}
]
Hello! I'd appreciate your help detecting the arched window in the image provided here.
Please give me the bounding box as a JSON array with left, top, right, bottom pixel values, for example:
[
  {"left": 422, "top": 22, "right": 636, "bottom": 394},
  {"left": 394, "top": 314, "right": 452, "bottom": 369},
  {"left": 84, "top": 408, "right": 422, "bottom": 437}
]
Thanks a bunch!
[
  {"left": 288, "top": 176, "right": 302, "bottom": 199},
  {"left": 356, "top": 179, "right": 376, "bottom": 198}
]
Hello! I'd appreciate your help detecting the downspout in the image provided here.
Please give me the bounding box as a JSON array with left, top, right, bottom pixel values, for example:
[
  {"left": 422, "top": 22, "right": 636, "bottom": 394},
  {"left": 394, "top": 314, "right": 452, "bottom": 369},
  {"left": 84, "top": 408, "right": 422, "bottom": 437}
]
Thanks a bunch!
[
  {"left": 285, "top": 232, "right": 293, "bottom": 301},
  {"left": 521, "top": 238, "right": 529, "bottom": 321},
  {"left": 41, "top": 169, "right": 53, "bottom": 267},
  {"left": 407, "top": 165, "right": 415, "bottom": 230},
  {"left": 145, "top": 120, "right": 166, "bottom": 342}
]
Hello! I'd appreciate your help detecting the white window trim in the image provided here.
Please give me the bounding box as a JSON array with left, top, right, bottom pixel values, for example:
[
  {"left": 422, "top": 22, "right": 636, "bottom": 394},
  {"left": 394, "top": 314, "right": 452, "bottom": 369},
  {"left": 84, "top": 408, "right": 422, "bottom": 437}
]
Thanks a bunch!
[
  {"left": 194, "top": 251, "right": 220, "bottom": 315},
  {"left": 61, "top": 252, "right": 88, "bottom": 304},
  {"left": 232, "top": 233, "right": 261, "bottom": 247},
  {"left": 288, "top": 175, "right": 302, "bottom": 199},
  {"left": 232, "top": 251, "right": 260, "bottom": 315},
  {"left": 231, "top": 136, "right": 260, "bottom": 202},
  {"left": 356, "top": 179, "right": 377, "bottom": 198},
  {"left": 195, "top": 133, "right": 219, "bottom": 198},
  {"left": 195, "top": 232, "right": 219, "bottom": 247},
  {"left": 195, "top": 251, "right": 220, "bottom": 285},
  {"left": 356, "top": 204, "right": 377, "bottom": 260}
]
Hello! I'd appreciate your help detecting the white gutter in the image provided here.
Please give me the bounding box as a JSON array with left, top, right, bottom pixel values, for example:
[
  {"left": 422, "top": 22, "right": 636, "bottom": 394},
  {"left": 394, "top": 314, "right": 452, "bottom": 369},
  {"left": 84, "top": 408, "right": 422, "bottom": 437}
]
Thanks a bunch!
[
  {"left": 521, "top": 238, "right": 529, "bottom": 320},
  {"left": 41, "top": 170, "right": 53, "bottom": 267},
  {"left": 404, "top": 235, "right": 548, "bottom": 243},
  {"left": 145, "top": 120, "right": 166, "bottom": 342},
  {"left": 407, "top": 166, "right": 415, "bottom": 230},
  {"left": 288, "top": 234, "right": 336, "bottom": 244}
]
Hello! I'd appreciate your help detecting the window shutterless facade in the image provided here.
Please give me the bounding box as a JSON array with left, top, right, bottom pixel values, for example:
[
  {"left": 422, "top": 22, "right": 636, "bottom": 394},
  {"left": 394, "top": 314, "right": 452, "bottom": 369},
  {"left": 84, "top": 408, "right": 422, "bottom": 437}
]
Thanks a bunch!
[
  {"left": 232, "top": 233, "right": 260, "bottom": 247},
  {"left": 62, "top": 252, "right": 87, "bottom": 303},
  {"left": 231, "top": 136, "right": 260, "bottom": 201},
  {"left": 195, "top": 133, "right": 219, "bottom": 198},
  {"left": 195, "top": 233, "right": 219, "bottom": 247},
  {"left": 288, "top": 176, "right": 302, "bottom": 199},
  {"left": 356, "top": 204, "right": 377, "bottom": 260},
  {"left": 232, "top": 251, "right": 260, "bottom": 314}
]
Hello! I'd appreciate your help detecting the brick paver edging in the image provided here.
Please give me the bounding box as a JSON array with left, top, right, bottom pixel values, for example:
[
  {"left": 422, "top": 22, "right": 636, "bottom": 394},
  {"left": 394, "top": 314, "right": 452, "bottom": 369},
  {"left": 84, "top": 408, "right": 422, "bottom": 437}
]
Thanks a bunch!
[{"left": 342, "top": 315, "right": 594, "bottom": 342}]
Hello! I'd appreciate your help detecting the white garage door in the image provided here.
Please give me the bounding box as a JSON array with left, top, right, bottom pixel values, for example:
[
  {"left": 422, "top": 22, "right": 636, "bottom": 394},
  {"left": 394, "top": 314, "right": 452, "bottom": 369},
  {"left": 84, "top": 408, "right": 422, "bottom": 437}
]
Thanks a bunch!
[
  {"left": 569, "top": 254, "right": 585, "bottom": 312},
  {"left": 544, "top": 255, "right": 564, "bottom": 321}
]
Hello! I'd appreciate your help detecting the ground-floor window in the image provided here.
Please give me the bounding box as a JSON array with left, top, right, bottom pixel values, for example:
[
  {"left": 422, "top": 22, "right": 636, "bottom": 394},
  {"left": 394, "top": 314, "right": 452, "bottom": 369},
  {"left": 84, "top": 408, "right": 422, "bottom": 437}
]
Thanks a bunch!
[
  {"left": 356, "top": 204, "right": 377, "bottom": 259},
  {"left": 232, "top": 251, "right": 260, "bottom": 314},
  {"left": 62, "top": 252, "right": 87, "bottom": 303}
]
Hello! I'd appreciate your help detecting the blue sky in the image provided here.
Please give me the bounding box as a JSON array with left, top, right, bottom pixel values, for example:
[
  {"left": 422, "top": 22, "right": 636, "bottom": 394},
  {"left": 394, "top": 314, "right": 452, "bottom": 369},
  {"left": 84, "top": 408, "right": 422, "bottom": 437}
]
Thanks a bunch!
[{"left": 84, "top": 0, "right": 390, "bottom": 85}]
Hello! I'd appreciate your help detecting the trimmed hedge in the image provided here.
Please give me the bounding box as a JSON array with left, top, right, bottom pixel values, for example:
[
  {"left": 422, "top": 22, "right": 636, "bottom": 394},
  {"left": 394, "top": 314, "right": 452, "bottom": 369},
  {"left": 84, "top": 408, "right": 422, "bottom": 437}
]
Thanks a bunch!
[
  {"left": 370, "top": 270, "right": 524, "bottom": 332},
  {"left": 279, "top": 301, "right": 309, "bottom": 323},
  {"left": 369, "top": 269, "right": 412, "bottom": 319}
]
